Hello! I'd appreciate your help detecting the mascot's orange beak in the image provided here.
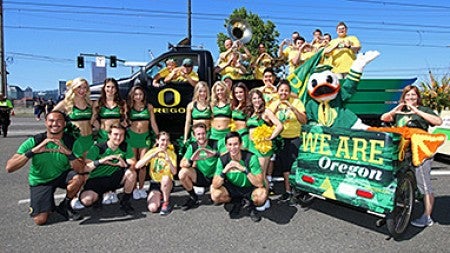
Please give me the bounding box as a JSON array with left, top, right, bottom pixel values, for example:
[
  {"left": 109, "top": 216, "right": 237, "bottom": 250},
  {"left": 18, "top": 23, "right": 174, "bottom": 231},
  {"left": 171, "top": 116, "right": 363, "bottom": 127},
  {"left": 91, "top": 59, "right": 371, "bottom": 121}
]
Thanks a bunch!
[{"left": 308, "top": 82, "right": 340, "bottom": 101}]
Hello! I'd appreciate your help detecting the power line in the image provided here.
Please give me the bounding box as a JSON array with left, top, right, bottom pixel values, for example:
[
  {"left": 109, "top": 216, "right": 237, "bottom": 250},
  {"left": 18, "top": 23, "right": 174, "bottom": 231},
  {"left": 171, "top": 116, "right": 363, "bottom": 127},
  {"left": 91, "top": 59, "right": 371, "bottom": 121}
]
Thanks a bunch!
[
  {"left": 5, "top": 25, "right": 448, "bottom": 48},
  {"left": 5, "top": 25, "right": 186, "bottom": 37},
  {"left": 7, "top": 6, "right": 450, "bottom": 32},
  {"left": 345, "top": 0, "right": 450, "bottom": 9}
]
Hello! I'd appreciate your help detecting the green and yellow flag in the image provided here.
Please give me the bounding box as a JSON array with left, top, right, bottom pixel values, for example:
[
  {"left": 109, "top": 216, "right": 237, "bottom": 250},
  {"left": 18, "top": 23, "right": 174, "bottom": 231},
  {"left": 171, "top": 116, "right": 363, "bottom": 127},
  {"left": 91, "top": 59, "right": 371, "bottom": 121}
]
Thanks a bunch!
[{"left": 287, "top": 48, "right": 324, "bottom": 104}]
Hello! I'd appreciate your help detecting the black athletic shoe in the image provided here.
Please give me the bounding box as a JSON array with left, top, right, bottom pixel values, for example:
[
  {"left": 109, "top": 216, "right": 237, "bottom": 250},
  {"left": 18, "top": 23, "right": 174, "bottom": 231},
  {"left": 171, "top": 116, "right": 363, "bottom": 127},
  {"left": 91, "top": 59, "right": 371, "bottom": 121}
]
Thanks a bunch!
[
  {"left": 120, "top": 202, "right": 135, "bottom": 215},
  {"left": 249, "top": 208, "right": 261, "bottom": 222},
  {"left": 56, "top": 199, "right": 83, "bottom": 221},
  {"left": 277, "top": 192, "right": 292, "bottom": 202},
  {"left": 181, "top": 198, "right": 200, "bottom": 211},
  {"left": 229, "top": 202, "right": 241, "bottom": 219}
]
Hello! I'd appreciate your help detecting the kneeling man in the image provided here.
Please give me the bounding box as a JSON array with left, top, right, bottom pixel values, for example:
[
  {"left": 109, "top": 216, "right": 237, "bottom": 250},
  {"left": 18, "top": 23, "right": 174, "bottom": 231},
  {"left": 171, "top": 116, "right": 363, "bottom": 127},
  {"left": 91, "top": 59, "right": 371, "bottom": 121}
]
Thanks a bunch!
[
  {"left": 210, "top": 132, "right": 267, "bottom": 222},
  {"left": 179, "top": 123, "right": 219, "bottom": 210},
  {"left": 80, "top": 124, "right": 137, "bottom": 215}
]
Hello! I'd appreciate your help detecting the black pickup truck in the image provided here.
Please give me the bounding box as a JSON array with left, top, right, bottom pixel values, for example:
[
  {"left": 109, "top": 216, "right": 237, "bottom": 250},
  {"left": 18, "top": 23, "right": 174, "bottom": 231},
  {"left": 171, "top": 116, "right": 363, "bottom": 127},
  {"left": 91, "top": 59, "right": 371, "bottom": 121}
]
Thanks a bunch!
[
  {"left": 90, "top": 44, "right": 263, "bottom": 138},
  {"left": 90, "top": 43, "right": 415, "bottom": 139}
]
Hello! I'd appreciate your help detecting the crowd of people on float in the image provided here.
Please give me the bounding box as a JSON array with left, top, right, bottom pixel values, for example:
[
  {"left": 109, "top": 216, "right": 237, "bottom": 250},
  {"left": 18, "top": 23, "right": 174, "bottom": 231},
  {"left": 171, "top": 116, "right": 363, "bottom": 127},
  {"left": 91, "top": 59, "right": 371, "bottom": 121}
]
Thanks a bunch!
[
  {"left": 4, "top": 22, "right": 441, "bottom": 228},
  {"left": 215, "top": 21, "right": 360, "bottom": 81}
]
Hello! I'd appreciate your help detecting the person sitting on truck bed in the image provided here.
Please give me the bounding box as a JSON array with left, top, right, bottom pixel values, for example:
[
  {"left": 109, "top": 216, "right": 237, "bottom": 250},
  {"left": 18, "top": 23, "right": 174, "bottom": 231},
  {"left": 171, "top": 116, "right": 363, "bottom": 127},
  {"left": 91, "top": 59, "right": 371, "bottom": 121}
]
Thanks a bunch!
[
  {"left": 152, "top": 58, "right": 177, "bottom": 87},
  {"left": 210, "top": 81, "right": 232, "bottom": 153},
  {"left": 325, "top": 21, "right": 361, "bottom": 77},
  {"left": 252, "top": 43, "right": 273, "bottom": 80},
  {"left": 278, "top": 31, "right": 300, "bottom": 75},
  {"left": 215, "top": 51, "right": 247, "bottom": 80},
  {"left": 217, "top": 39, "right": 251, "bottom": 70},
  {"left": 164, "top": 58, "right": 199, "bottom": 87},
  {"left": 184, "top": 81, "right": 212, "bottom": 144}
]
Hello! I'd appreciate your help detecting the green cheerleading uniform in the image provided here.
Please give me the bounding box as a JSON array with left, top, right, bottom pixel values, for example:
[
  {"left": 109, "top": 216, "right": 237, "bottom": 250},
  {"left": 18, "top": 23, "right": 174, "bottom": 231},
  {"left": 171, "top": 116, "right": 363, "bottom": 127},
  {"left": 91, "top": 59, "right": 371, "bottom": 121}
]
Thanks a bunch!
[
  {"left": 232, "top": 109, "right": 249, "bottom": 150},
  {"left": 127, "top": 107, "right": 153, "bottom": 148},
  {"left": 187, "top": 102, "right": 212, "bottom": 142},
  {"left": 97, "top": 105, "right": 121, "bottom": 143},
  {"left": 210, "top": 104, "right": 232, "bottom": 153},
  {"left": 210, "top": 104, "right": 232, "bottom": 141},
  {"left": 86, "top": 142, "right": 134, "bottom": 179},
  {"left": 247, "top": 115, "right": 274, "bottom": 157},
  {"left": 69, "top": 106, "right": 94, "bottom": 157},
  {"left": 192, "top": 102, "right": 212, "bottom": 121}
]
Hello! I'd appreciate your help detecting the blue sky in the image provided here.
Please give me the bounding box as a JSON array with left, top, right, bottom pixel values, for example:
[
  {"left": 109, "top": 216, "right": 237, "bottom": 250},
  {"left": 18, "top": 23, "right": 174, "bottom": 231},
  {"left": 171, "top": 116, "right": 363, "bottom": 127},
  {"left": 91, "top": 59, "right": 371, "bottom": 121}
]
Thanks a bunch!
[{"left": 5, "top": 0, "right": 450, "bottom": 90}]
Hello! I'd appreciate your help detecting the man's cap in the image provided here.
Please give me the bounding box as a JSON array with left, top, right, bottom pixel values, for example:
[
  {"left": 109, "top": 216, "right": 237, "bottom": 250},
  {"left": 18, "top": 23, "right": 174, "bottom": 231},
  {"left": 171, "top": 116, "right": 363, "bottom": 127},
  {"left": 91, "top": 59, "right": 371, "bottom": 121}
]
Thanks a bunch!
[
  {"left": 182, "top": 58, "right": 193, "bottom": 66},
  {"left": 221, "top": 74, "right": 232, "bottom": 81}
]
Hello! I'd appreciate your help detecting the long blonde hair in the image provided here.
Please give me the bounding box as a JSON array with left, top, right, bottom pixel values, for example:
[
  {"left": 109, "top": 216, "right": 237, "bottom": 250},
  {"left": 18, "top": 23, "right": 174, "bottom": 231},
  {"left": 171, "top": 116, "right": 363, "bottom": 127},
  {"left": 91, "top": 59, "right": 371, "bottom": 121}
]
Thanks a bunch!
[
  {"left": 192, "top": 81, "right": 210, "bottom": 104},
  {"left": 210, "top": 81, "right": 230, "bottom": 107},
  {"left": 64, "top": 77, "right": 91, "bottom": 115}
]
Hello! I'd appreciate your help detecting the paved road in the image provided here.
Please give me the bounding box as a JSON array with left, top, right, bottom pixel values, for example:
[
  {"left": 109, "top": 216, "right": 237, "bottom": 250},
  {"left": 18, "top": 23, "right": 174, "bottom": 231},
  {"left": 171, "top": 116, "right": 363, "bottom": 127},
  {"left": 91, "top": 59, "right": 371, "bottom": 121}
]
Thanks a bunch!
[{"left": 1, "top": 117, "right": 449, "bottom": 252}]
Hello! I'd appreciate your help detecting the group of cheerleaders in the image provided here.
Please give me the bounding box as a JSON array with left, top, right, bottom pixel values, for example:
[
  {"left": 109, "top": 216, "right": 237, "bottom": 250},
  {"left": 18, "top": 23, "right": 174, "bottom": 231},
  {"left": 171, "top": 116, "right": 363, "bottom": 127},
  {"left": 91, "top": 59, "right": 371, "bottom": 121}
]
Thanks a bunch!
[{"left": 55, "top": 72, "right": 306, "bottom": 212}]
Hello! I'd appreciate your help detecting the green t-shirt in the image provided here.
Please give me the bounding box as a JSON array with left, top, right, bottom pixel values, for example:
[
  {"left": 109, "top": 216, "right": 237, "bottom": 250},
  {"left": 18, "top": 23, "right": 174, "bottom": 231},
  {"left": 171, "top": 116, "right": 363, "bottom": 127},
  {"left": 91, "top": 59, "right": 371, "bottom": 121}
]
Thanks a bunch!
[
  {"left": 183, "top": 143, "right": 218, "bottom": 178},
  {"left": 17, "top": 137, "right": 71, "bottom": 186},
  {"left": 395, "top": 106, "right": 438, "bottom": 131},
  {"left": 215, "top": 151, "right": 261, "bottom": 188},
  {"left": 86, "top": 142, "right": 134, "bottom": 179}
]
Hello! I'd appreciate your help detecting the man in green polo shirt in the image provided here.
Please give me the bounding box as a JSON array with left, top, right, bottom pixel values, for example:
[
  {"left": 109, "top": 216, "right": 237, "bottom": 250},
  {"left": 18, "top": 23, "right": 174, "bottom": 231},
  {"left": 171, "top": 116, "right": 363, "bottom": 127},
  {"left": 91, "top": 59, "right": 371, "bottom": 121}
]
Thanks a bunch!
[
  {"left": 79, "top": 124, "right": 137, "bottom": 215},
  {"left": 5, "top": 111, "right": 85, "bottom": 225},
  {"left": 179, "top": 122, "right": 219, "bottom": 211},
  {"left": 210, "top": 132, "right": 267, "bottom": 222}
]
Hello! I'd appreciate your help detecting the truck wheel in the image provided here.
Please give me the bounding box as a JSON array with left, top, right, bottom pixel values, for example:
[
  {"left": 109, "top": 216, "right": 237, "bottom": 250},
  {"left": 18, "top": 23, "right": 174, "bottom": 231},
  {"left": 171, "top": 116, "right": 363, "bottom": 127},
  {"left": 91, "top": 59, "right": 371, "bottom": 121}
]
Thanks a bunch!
[{"left": 386, "top": 171, "right": 415, "bottom": 239}]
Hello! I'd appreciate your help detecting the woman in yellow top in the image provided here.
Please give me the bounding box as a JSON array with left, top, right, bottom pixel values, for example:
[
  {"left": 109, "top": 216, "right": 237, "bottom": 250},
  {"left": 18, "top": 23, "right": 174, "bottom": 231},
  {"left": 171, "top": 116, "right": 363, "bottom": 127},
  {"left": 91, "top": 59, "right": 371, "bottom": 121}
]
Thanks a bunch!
[
  {"left": 136, "top": 132, "right": 177, "bottom": 216},
  {"left": 268, "top": 80, "right": 307, "bottom": 201}
]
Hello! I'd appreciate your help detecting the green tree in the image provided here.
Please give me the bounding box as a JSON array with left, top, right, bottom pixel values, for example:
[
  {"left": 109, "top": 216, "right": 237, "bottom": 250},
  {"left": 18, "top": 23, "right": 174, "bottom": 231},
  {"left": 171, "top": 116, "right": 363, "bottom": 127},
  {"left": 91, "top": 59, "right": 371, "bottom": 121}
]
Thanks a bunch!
[{"left": 217, "top": 7, "right": 280, "bottom": 65}]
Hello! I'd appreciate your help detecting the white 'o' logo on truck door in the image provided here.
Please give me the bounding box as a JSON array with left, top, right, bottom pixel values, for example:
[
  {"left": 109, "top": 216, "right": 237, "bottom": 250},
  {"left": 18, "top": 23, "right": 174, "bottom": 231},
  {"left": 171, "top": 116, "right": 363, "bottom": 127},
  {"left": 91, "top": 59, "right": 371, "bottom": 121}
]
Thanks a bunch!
[{"left": 158, "top": 88, "right": 181, "bottom": 107}]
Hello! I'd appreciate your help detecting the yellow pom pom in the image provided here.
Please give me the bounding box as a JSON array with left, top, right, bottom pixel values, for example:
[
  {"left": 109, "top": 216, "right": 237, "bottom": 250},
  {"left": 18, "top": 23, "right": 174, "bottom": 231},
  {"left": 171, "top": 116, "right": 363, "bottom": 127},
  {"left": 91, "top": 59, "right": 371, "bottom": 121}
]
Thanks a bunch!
[{"left": 251, "top": 124, "right": 274, "bottom": 155}]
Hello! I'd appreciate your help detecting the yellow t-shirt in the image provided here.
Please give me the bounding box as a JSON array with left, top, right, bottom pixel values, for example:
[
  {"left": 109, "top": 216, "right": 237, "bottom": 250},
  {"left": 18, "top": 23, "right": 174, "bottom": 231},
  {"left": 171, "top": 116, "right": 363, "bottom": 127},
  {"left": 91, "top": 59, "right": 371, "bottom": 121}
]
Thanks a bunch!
[
  {"left": 220, "top": 65, "right": 244, "bottom": 80},
  {"left": 269, "top": 97, "right": 305, "bottom": 138},
  {"left": 327, "top": 36, "right": 360, "bottom": 74},
  {"left": 301, "top": 51, "right": 316, "bottom": 63},
  {"left": 174, "top": 71, "right": 199, "bottom": 83},
  {"left": 157, "top": 67, "right": 171, "bottom": 78},
  {"left": 145, "top": 148, "right": 177, "bottom": 182},
  {"left": 254, "top": 54, "right": 273, "bottom": 80},
  {"left": 287, "top": 49, "right": 300, "bottom": 74}
]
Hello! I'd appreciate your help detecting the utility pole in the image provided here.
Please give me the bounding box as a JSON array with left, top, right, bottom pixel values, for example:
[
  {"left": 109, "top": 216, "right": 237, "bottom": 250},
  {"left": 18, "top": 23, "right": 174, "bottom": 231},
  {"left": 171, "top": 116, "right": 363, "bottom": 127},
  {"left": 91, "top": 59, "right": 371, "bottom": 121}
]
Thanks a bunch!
[
  {"left": 0, "top": 0, "right": 7, "bottom": 95},
  {"left": 187, "top": 0, "right": 192, "bottom": 45}
]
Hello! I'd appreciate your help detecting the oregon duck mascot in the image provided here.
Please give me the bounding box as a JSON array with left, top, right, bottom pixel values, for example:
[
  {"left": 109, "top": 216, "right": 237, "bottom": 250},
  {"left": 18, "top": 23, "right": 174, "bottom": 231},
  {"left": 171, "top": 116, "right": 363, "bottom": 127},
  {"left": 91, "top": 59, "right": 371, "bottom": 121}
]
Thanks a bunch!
[{"left": 305, "top": 50, "right": 380, "bottom": 129}]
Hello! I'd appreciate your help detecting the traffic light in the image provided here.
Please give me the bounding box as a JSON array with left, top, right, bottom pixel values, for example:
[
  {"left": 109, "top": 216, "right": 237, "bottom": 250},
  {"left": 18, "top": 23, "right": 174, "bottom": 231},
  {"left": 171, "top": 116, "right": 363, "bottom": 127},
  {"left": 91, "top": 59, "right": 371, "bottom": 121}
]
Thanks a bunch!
[
  {"left": 110, "top": 55, "right": 117, "bottom": 68},
  {"left": 77, "top": 56, "right": 84, "bottom": 68}
]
